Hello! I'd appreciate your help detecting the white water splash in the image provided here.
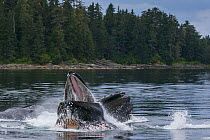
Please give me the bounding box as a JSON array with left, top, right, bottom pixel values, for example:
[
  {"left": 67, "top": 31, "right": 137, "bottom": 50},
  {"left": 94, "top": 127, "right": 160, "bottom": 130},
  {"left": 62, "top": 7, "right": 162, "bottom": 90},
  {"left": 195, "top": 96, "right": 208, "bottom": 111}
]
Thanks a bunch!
[
  {"left": 163, "top": 110, "right": 210, "bottom": 130},
  {"left": 24, "top": 107, "right": 134, "bottom": 131},
  {"left": 163, "top": 110, "right": 189, "bottom": 129},
  {"left": 24, "top": 109, "right": 134, "bottom": 131},
  {"left": 125, "top": 115, "right": 149, "bottom": 124},
  {"left": 25, "top": 111, "right": 57, "bottom": 128},
  {"left": 8, "top": 109, "right": 210, "bottom": 131}
]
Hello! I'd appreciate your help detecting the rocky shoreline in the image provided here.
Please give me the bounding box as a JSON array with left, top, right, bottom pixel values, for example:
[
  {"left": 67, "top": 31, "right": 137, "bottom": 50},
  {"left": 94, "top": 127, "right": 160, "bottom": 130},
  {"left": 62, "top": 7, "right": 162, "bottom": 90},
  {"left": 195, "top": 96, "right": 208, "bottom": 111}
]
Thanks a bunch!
[{"left": 0, "top": 60, "right": 210, "bottom": 69}]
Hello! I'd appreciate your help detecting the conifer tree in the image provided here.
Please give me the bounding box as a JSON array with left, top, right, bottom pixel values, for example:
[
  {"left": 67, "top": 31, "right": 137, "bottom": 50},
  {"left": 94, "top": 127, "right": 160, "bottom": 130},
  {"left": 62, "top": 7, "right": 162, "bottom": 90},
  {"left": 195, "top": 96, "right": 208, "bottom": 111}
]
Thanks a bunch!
[
  {"left": 48, "top": 0, "right": 67, "bottom": 64},
  {"left": 73, "top": 1, "right": 95, "bottom": 61},
  {"left": 16, "top": 0, "right": 34, "bottom": 63},
  {"left": 62, "top": 0, "right": 77, "bottom": 60},
  {"left": 104, "top": 3, "right": 117, "bottom": 59},
  {"left": 180, "top": 21, "right": 202, "bottom": 62},
  {"left": 87, "top": 3, "right": 107, "bottom": 59}
]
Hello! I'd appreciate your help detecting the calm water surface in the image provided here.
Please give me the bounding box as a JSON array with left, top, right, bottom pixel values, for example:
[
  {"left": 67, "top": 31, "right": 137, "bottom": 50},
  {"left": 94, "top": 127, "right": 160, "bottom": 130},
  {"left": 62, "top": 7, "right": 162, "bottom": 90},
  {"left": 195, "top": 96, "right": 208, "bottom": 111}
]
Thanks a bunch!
[{"left": 0, "top": 69, "right": 210, "bottom": 140}]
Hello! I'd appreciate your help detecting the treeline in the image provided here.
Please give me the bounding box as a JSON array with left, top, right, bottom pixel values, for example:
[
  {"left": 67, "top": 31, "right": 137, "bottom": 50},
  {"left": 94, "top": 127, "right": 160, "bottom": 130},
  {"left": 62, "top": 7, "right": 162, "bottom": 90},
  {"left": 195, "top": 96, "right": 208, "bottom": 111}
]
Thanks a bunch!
[{"left": 0, "top": 0, "right": 210, "bottom": 65}]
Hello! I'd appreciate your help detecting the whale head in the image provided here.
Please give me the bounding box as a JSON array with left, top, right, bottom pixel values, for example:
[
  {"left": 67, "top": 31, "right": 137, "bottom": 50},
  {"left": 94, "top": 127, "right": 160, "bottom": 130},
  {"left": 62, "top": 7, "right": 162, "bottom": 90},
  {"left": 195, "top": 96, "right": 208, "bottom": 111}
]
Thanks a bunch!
[{"left": 56, "top": 71, "right": 132, "bottom": 130}]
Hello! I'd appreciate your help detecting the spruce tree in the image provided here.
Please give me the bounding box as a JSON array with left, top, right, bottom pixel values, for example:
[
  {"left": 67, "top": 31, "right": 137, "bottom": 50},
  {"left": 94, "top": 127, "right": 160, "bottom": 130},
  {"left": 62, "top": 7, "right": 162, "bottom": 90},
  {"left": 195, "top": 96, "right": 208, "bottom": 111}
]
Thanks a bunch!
[
  {"left": 104, "top": 3, "right": 117, "bottom": 59},
  {"left": 73, "top": 1, "right": 95, "bottom": 61},
  {"left": 87, "top": 3, "right": 107, "bottom": 59},
  {"left": 48, "top": 0, "right": 67, "bottom": 64},
  {"left": 16, "top": 0, "right": 34, "bottom": 63},
  {"left": 180, "top": 21, "right": 202, "bottom": 62}
]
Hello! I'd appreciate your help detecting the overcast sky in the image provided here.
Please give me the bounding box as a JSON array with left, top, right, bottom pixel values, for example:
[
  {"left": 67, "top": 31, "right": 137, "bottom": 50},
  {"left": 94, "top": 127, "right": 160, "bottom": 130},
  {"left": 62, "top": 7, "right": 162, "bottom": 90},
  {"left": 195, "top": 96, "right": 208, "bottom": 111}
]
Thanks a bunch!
[{"left": 83, "top": 0, "right": 210, "bottom": 36}]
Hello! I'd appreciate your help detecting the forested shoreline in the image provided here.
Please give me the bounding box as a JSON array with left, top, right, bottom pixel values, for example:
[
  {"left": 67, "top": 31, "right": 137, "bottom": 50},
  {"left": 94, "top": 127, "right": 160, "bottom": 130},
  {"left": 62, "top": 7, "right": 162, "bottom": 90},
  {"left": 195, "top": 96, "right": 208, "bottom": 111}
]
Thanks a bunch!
[{"left": 0, "top": 0, "right": 210, "bottom": 65}]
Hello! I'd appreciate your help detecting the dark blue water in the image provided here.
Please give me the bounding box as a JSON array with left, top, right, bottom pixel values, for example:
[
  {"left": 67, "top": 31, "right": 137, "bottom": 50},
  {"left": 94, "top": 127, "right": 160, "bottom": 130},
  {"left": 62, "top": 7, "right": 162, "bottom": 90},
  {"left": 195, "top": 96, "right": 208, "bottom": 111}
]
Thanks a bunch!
[{"left": 0, "top": 69, "right": 210, "bottom": 140}]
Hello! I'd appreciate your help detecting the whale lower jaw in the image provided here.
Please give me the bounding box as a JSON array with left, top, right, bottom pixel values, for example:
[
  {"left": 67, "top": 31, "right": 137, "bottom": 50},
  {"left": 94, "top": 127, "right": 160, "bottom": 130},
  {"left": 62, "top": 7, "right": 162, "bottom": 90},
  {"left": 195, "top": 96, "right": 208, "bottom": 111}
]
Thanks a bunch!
[{"left": 56, "top": 120, "right": 116, "bottom": 130}]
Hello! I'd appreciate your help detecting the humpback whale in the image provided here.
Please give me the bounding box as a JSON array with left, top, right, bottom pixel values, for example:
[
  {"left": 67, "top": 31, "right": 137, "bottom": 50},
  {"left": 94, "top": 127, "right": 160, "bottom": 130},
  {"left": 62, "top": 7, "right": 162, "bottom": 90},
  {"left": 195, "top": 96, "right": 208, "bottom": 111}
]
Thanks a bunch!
[
  {"left": 56, "top": 71, "right": 132, "bottom": 130},
  {"left": 0, "top": 105, "right": 36, "bottom": 120},
  {"left": 0, "top": 71, "right": 132, "bottom": 130}
]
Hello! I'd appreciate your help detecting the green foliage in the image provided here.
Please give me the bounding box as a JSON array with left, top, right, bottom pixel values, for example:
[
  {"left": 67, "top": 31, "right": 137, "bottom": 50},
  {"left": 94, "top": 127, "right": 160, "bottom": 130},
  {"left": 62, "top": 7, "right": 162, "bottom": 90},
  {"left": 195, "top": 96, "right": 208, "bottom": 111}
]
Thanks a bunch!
[
  {"left": 179, "top": 21, "right": 203, "bottom": 62},
  {"left": 189, "top": 61, "right": 202, "bottom": 65},
  {"left": 15, "top": 57, "right": 33, "bottom": 64},
  {"left": 173, "top": 57, "right": 202, "bottom": 65},
  {"left": 150, "top": 54, "right": 163, "bottom": 64},
  {"left": 39, "top": 54, "right": 51, "bottom": 64},
  {"left": 67, "top": 58, "right": 78, "bottom": 63},
  {"left": 0, "top": 1, "right": 209, "bottom": 65}
]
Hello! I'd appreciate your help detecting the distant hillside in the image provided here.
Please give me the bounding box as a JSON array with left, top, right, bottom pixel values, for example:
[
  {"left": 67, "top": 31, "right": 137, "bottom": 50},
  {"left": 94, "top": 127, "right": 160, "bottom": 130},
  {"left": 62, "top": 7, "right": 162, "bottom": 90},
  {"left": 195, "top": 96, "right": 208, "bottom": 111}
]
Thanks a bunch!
[{"left": 0, "top": 0, "right": 210, "bottom": 65}]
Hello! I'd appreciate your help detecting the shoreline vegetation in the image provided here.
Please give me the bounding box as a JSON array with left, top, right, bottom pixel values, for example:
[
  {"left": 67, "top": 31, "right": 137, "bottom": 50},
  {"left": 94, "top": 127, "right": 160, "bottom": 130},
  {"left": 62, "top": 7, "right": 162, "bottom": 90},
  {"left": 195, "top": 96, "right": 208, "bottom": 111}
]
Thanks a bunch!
[
  {"left": 1, "top": 60, "right": 210, "bottom": 70},
  {"left": 1, "top": 1, "right": 210, "bottom": 67}
]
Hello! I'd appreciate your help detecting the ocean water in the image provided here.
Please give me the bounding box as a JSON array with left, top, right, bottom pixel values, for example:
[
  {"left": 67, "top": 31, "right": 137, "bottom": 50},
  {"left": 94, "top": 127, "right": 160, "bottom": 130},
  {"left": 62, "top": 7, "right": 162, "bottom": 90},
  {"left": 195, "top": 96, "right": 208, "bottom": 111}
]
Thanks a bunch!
[{"left": 0, "top": 69, "right": 210, "bottom": 140}]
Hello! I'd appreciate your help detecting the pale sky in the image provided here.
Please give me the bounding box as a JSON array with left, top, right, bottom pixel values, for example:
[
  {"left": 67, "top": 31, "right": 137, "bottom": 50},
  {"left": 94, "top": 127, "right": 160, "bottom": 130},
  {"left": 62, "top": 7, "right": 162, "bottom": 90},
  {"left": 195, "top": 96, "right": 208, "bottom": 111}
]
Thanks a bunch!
[{"left": 83, "top": 0, "right": 210, "bottom": 36}]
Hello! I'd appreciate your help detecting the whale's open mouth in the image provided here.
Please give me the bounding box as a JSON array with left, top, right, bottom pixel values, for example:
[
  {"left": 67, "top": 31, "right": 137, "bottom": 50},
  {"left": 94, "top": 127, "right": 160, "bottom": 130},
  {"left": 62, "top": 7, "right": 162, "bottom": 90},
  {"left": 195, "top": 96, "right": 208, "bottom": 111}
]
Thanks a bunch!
[{"left": 64, "top": 71, "right": 95, "bottom": 102}]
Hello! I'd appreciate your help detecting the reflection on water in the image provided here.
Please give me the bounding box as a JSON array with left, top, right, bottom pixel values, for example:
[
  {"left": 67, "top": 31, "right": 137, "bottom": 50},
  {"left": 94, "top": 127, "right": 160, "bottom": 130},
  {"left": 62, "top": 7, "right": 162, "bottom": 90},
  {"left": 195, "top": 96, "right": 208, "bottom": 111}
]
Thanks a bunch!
[
  {"left": 0, "top": 69, "right": 210, "bottom": 140},
  {"left": 170, "top": 130, "right": 186, "bottom": 140},
  {"left": 56, "top": 131, "right": 106, "bottom": 139}
]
